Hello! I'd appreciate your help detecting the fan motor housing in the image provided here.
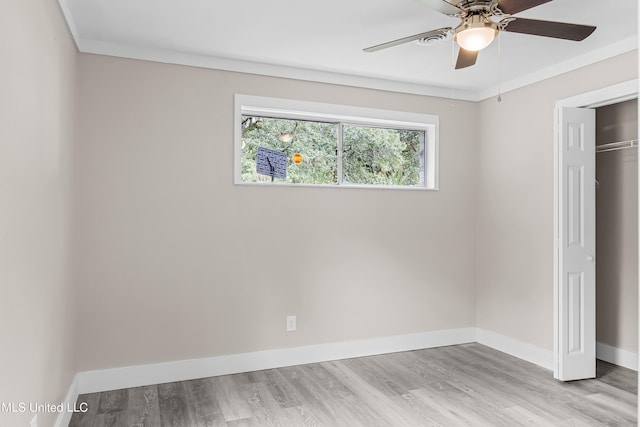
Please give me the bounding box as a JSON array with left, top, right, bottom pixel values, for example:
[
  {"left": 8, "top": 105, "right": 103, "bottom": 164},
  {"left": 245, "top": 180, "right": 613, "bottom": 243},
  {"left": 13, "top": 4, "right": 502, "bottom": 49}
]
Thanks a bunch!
[
  {"left": 454, "top": 14, "right": 498, "bottom": 38},
  {"left": 455, "top": 0, "right": 498, "bottom": 14}
]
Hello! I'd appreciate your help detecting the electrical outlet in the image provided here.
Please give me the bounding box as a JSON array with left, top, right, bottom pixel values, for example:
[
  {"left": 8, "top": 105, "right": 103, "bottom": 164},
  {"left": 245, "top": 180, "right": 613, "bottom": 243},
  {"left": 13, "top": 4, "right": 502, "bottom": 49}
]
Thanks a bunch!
[
  {"left": 286, "top": 315, "right": 296, "bottom": 332},
  {"left": 30, "top": 414, "right": 37, "bottom": 427}
]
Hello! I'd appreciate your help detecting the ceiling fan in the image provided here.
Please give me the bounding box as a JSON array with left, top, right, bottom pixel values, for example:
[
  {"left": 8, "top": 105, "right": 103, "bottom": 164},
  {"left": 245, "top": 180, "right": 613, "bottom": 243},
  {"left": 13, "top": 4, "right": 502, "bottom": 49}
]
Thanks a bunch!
[{"left": 363, "top": 0, "right": 596, "bottom": 69}]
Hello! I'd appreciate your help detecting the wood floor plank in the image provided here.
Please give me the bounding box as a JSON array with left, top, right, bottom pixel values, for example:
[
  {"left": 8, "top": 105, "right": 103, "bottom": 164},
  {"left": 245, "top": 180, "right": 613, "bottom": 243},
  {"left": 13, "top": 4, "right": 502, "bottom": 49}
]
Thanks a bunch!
[
  {"left": 323, "top": 360, "right": 440, "bottom": 426},
  {"left": 597, "top": 360, "right": 638, "bottom": 393},
  {"left": 250, "top": 368, "right": 303, "bottom": 409},
  {"left": 283, "top": 364, "right": 383, "bottom": 426},
  {"left": 157, "top": 382, "right": 194, "bottom": 426},
  {"left": 282, "top": 405, "right": 322, "bottom": 427},
  {"left": 502, "top": 405, "right": 575, "bottom": 427},
  {"left": 97, "top": 389, "right": 128, "bottom": 414},
  {"left": 225, "top": 417, "right": 263, "bottom": 427},
  {"left": 210, "top": 374, "right": 258, "bottom": 422},
  {"left": 90, "top": 412, "right": 123, "bottom": 427},
  {"left": 441, "top": 345, "right": 592, "bottom": 423},
  {"left": 244, "top": 381, "right": 298, "bottom": 427},
  {"left": 69, "top": 392, "right": 101, "bottom": 427},
  {"left": 397, "top": 391, "right": 452, "bottom": 427},
  {"left": 586, "top": 392, "right": 636, "bottom": 419},
  {"left": 124, "top": 385, "right": 161, "bottom": 427},
  {"left": 183, "top": 378, "right": 226, "bottom": 425},
  {"left": 77, "top": 389, "right": 127, "bottom": 427},
  {"left": 69, "top": 343, "right": 637, "bottom": 426}
]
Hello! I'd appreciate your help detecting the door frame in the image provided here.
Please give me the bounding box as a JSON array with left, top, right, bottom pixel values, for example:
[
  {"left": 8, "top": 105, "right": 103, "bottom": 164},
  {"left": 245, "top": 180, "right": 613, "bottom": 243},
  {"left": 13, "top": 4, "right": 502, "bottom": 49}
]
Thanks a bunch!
[{"left": 553, "top": 79, "right": 638, "bottom": 380}]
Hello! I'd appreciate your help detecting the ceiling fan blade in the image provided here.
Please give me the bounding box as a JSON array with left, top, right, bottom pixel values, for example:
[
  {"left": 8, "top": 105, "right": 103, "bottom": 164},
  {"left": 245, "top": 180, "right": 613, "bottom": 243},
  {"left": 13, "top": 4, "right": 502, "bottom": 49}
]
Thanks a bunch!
[
  {"left": 415, "top": 0, "right": 463, "bottom": 16},
  {"left": 363, "top": 28, "right": 451, "bottom": 53},
  {"left": 502, "top": 18, "right": 596, "bottom": 41},
  {"left": 455, "top": 48, "right": 478, "bottom": 69},
  {"left": 497, "top": 0, "right": 552, "bottom": 15}
]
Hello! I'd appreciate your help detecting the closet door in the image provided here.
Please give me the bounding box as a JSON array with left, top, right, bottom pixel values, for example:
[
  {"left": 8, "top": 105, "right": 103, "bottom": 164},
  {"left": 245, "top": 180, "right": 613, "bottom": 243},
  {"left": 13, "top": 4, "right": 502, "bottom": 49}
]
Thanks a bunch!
[{"left": 556, "top": 106, "right": 596, "bottom": 381}]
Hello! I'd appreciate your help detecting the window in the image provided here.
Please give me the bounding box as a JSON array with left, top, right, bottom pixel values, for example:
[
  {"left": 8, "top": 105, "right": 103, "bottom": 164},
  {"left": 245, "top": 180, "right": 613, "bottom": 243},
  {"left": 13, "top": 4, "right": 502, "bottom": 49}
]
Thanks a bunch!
[
  {"left": 234, "top": 95, "right": 439, "bottom": 190},
  {"left": 241, "top": 116, "right": 337, "bottom": 185}
]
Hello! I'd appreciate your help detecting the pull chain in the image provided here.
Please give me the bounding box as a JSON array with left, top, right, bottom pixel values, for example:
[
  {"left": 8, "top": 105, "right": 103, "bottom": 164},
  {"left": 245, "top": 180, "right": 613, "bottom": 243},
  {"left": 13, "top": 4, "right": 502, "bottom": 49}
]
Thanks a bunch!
[
  {"left": 450, "top": 37, "right": 455, "bottom": 106},
  {"left": 497, "top": 31, "right": 502, "bottom": 102}
]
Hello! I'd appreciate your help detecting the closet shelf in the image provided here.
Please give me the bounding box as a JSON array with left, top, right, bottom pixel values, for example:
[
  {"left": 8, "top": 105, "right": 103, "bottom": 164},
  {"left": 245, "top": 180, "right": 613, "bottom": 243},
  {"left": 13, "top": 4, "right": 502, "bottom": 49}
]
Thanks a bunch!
[{"left": 595, "top": 139, "right": 638, "bottom": 153}]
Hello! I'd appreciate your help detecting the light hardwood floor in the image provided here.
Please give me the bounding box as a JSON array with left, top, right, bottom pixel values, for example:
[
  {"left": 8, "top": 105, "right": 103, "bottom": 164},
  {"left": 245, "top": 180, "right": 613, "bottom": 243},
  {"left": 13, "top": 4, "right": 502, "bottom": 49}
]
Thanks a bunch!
[{"left": 69, "top": 343, "right": 637, "bottom": 426}]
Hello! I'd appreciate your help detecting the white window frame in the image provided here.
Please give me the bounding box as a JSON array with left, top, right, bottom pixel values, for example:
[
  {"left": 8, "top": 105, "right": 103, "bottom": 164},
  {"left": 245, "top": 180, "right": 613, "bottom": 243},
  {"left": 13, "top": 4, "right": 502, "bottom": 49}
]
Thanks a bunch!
[{"left": 234, "top": 94, "right": 439, "bottom": 190}]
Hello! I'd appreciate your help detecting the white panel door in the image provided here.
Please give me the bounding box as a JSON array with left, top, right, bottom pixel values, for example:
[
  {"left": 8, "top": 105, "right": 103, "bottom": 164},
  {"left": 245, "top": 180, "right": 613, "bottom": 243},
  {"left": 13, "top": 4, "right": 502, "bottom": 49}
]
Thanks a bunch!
[{"left": 556, "top": 107, "right": 596, "bottom": 381}]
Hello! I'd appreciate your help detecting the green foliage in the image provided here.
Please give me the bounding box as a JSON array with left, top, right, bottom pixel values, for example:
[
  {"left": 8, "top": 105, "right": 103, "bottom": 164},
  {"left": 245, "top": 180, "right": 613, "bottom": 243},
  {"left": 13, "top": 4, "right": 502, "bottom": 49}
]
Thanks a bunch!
[
  {"left": 241, "top": 117, "right": 337, "bottom": 184},
  {"left": 343, "top": 125, "right": 422, "bottom": 186},
  {"left": 241, "top": 116, "right": 424, "bottom": 186}
]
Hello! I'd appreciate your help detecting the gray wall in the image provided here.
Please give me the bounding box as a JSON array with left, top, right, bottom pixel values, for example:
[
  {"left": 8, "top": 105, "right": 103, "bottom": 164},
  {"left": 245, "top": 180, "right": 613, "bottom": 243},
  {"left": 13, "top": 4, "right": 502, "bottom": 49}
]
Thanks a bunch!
[
  {"left": 0, "top": 1, "right": 77, "bottom": 426},
  {"left": 75, "top": 55, "right": 479, "bottom": 371},
  {"left": 75, "top": 50, "right": 638, "bottom": 372},
  {"left": 596, "top": 99, "right": 638, "bottom": 353},
  {"left": 476, "top": 51, "right": 638, "bottom": 351}
]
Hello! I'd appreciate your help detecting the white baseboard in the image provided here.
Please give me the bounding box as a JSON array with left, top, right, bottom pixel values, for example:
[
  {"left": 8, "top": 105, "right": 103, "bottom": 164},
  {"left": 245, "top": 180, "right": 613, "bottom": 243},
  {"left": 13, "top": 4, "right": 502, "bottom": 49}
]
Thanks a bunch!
[
  {"left": 55, "top": 328, "right": 631, "bottom": 426},
  {"left": 476, "top": 328, "right": 554, "bottom": 371},
  {"left": 76, "top": 327, "right": 477, "bottom": 395},
  {"left": 596, "top": 342, "right": 638, "bottom": 371},
  {"left": 54, "top": 374, "right": 79, "bottom": 427},
  {"left": 56, "top": 326, "right": 555, "bottom": 426}
]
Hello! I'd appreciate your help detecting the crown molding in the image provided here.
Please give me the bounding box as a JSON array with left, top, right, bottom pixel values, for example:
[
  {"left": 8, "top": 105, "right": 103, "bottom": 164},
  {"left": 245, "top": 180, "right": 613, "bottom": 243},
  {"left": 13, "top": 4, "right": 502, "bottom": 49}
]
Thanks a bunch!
[
  {"left": 57, "top": 0, "right": 637, "bottom": 102},
  {"left": 78, "top": 38, "right": 480, "bottom": 101},
  {"left": 476, "top": 36, "right": 638, "bottom": 101},
  {"left": 56, "top": 0, "right": 81, "bottom": 51}
]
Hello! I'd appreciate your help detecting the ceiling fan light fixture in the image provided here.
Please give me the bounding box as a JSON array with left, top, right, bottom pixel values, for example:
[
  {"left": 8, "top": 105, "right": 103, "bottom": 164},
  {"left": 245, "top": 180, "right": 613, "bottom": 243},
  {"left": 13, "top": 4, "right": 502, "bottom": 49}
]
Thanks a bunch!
[{"left": 454, "top": 15, "right": 498, "bottom": 52}]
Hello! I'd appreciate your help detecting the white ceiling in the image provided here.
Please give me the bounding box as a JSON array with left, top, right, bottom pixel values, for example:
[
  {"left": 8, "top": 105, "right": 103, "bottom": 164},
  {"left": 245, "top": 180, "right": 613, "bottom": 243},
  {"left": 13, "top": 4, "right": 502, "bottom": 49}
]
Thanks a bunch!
[{"left": 59, "top": 0, "right": 638, "bottom": 101}]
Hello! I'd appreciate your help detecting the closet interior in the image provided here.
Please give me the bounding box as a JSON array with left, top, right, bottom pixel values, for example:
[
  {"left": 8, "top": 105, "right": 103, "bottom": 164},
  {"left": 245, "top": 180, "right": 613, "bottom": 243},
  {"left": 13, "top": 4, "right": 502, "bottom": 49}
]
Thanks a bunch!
[{"left": 595, "top": 98, "right": 638, "bottom": 365}]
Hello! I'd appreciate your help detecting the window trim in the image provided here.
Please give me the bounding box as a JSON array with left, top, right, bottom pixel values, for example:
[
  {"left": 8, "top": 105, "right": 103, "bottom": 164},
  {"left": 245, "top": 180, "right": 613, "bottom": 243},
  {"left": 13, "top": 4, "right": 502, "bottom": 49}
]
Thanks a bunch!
[{"left": 234, "top": 94, "right": 439, "bottom": 190}]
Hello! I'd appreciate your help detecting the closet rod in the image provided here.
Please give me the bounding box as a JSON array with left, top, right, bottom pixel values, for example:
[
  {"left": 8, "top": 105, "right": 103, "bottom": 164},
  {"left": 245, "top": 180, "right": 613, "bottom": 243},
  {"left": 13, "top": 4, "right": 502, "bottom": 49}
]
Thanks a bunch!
[{"left": 595, "top": 139, "right": 638, "bottom": 154}]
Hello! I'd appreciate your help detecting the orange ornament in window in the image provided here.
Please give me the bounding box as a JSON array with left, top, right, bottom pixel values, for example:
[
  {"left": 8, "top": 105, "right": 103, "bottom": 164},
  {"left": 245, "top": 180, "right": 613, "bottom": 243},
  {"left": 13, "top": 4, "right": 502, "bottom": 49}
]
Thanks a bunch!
[{"left": 292, "top": 153, "right": 303, "bottom": 164}]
